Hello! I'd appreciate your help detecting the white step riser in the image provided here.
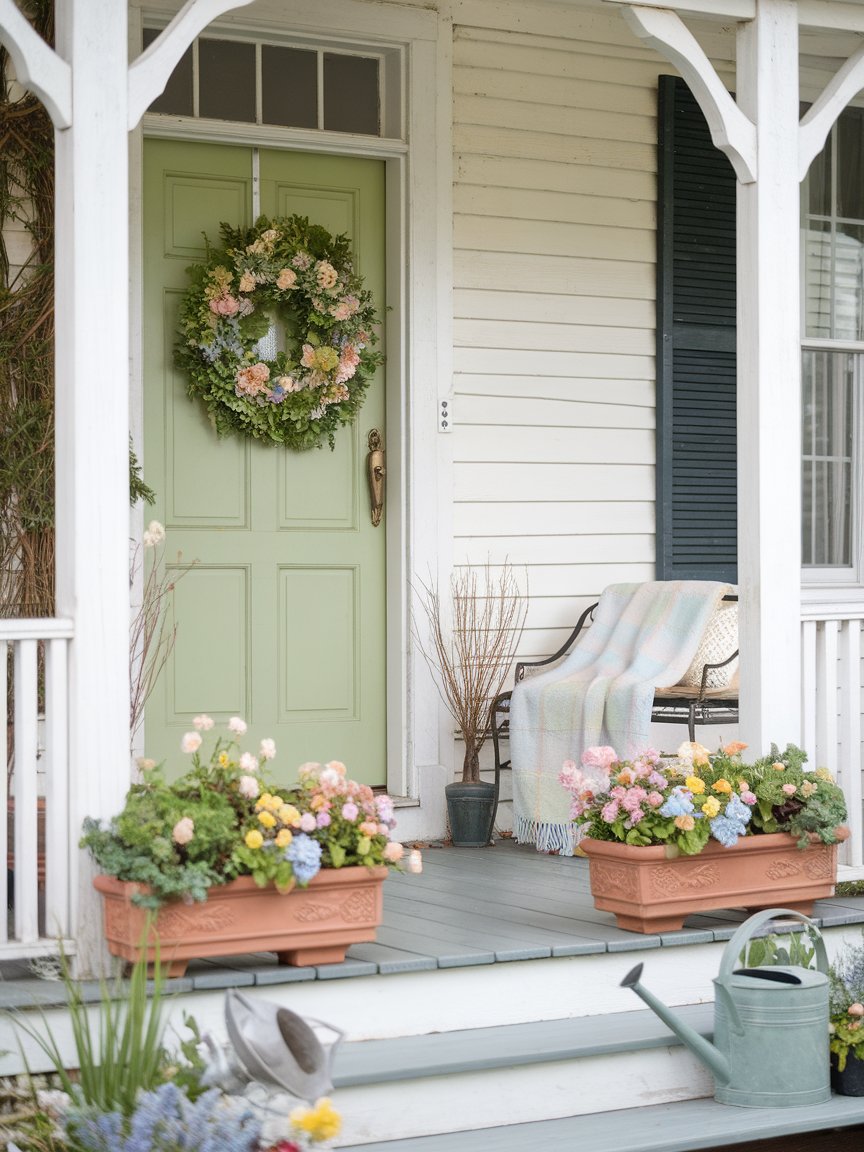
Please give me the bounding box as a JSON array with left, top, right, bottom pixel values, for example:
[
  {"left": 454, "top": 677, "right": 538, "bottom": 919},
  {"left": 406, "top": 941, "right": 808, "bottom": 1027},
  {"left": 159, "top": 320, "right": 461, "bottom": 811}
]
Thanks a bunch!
[{"left": 334, "top": 1047, "right": 715, "bottom": 1147}]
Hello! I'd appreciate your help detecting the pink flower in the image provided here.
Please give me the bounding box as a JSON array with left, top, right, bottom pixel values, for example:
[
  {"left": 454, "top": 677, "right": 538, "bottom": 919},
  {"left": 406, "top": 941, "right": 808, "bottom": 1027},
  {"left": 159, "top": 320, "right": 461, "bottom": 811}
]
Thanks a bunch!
[
  {"left": 209, "top": 293, "right": 240, "bottom": 316},
  {"left": 782, "top": 783, "right": 798, "bottom": 796},
  {"left": 740, "top": 790, "right": 757, "bottom": 805},
  {"left": 276, "top": 267, "right": 297, "bottom": 290},
  {"left": 647, "top": 791, "right": 665, "bottom": 808},
  {"left": 359, "top": 821, "right": 378, "bottom": 836},
  {"left": 172, "top": 817, "right": 194, "bottom": 845},
  {"left": 316, "top": 812, "right": 332, "bottom": 828},
  {"left": 228, "top": 717, "right": 248, "bottom": 735},
  {"left": 299, "top": 813, "right": 317, "bottom": 833},
  {"left": 239, "top": 752, "right": 259, "bottom": 773},
  {"left": 315, "top": 260, "right": 338, "bottom": 289},
  {"left": 581, "top": 746, "right": 617, "bottom": 773},
  {"left": 325, "top": 760, "right": 347, "bottom": 775},
  {"left": 238, "top": 775, "right": 259, "bottom": 799},
  {"left": 330, "top": 295, "right": 360, "bottom": 321},
  {"left": 342, "top": 801, "right": 359, "bottom": 822},
  {"left": 180, "top": 731, "right": 202, "bottom": 754},
  {"left": 192, "top": 714, "right": 214, "bottom": 731},
  {"left": 383, "top": 841, "right": 404, "bottom": 863},
  {"left": 259, "top": 738, "right": 276, "bottom": 760},
  {"left": 601, "top": 800, "right": 620, "bottom": 822},
  {"left": 292, "top": 251, "right": 312, "bottom": 270},
  {"left": 238, "top": 270, "right": 256, "bottom": 293},
  {"left": 235, "top": 362, "right": 270, "bottom": 398}
]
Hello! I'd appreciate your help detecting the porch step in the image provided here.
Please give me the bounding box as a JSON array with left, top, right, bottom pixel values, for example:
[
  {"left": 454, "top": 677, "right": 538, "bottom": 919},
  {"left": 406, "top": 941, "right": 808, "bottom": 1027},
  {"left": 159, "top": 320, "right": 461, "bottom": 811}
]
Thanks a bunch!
[
  {"left": 338, "top": 1095, "right": 864, "bottom": 1152},
  {"left": 330, "top": 1005, "right": 717, "bottom": 1145}
]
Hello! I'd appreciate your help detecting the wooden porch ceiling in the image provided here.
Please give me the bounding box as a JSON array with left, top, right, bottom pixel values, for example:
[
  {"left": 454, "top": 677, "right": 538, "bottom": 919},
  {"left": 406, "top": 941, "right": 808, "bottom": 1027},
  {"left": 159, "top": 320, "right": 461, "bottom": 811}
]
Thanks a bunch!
[{"left": 2, "top": 839, "right": 864, "bottom": 1005}]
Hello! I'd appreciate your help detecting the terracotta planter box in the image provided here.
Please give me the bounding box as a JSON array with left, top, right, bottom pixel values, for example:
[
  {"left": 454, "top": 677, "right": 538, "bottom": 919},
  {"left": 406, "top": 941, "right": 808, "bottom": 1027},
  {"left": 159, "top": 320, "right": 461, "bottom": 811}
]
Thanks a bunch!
[
  {"left": 94, "top": 866, "right": 388, "bottom": 976},
  {"left": 581, "top": 828, "right": 848, "bottom": 934}
]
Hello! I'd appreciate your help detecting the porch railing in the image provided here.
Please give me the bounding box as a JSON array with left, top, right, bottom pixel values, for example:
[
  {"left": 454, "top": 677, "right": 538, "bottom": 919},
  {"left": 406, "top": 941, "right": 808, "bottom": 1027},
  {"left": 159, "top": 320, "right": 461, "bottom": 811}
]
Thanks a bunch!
[
  {"left": 801, "top": 608, "right": 864, "bottom": 877},
  {"left": 1, "top": 618, "right": 75, "bottom": 958}
]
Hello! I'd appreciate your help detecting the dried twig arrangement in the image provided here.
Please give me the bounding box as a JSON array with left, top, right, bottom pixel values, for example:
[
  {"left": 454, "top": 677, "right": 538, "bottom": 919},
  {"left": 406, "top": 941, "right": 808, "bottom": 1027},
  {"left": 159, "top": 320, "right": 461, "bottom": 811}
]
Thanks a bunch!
[{"left": 413, "top": 561, "right": 527, "bottom": 783}]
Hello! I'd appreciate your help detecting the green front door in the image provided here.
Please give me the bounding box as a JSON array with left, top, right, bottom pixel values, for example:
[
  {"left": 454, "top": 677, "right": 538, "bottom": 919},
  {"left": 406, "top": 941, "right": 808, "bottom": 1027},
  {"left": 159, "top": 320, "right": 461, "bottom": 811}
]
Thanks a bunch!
[{"left": 143, "top": 140, "right": 387, "bottom": 786}]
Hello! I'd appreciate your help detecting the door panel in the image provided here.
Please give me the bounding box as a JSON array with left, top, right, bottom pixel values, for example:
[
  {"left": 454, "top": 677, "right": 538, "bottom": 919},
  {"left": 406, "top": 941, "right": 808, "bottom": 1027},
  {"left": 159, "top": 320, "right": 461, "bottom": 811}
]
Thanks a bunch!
[{"left": 143, "top": 140, "right": 387, "bottom": 786}]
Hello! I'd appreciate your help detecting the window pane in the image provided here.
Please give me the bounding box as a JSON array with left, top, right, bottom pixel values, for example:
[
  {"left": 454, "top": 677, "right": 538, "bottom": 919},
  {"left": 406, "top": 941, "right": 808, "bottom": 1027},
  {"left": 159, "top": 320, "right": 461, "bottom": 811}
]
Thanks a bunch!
[
  {"left": 837, "top": 107, "right": 864, "bottom": 221},
  {"left": 807, "top": 127, "right": 831, "bottom": 217},
  {"left": 262, "top": 45, "right": 318, "bottom": 129},
  {"left": 801, "top": 351, "right": 855, "bottom": 567},
  {"left": 834, "top": 222, "right": 864, "bottom": 341},
  {"left": 143, "top": 27, "right": 193, "bottom": 117},
  {"left": 323, "top": 54, "right": 379, "bottom": 135},
  {"left": 199, "top": 39, "right": 256, "bottom": 123},
  {"left": 803, "top": 219, "right": 831, "bottom": 338}
]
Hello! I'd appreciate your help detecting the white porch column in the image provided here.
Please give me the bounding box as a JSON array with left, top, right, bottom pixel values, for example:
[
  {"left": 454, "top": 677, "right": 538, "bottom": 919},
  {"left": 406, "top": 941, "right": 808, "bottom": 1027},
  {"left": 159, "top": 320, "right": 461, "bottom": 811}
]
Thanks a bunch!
[
  {"left": 53, "top": 1, "right": 132, "bottom": 975},
  {"left": 735, "top": 0, "right": 802, "bottom": 751}
]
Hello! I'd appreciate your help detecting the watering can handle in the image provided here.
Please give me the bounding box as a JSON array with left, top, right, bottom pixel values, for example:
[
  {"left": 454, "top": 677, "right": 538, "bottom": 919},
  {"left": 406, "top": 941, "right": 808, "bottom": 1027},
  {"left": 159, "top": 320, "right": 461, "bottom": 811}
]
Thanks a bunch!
[{"left": 717, "top": 908, "right": 828, "bottom": 979}]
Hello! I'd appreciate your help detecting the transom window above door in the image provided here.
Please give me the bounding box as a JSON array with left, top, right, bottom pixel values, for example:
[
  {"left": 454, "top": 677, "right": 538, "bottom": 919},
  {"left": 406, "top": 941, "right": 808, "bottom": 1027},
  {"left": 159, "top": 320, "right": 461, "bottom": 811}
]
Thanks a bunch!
[{"left": 142, "top": 28, "right": 400, "bottom": 139}]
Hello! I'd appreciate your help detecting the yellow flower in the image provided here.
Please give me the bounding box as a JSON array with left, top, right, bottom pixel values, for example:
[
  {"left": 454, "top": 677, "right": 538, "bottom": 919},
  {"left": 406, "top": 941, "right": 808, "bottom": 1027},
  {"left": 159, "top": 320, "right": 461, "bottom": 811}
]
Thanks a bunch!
[
  {"left": 245, "top": 829, "right": 264, "bottom": 850},
  {"left": 218, "top": 751, "right": 230, "bottom": 767},
  {"left": 256, "top": 792, "right": 273, "bottom": 810},
  {"left": 258, "top": 810, "right": 277, "bottom": 829},
  {"left": 279, "top": 803, "right": 301, "bottom": 827},
  {"left": 276, "top": 828, "right": 293, "bottom": 848},
  {"left": 267, "top": 794, "right": 282, "bottom": 813},
  {"left": 684, "top": 776, "right": 705, "bottom": 794},
  {"left": 801, "top": 780, "right": 818, "bottom": 798},
  {"left": 674, "top": 814, "right": 695, "bottom": 831},
  {"left": 815, "top": 766, "right": 835, "bottom": 782},
  {"left": 712, "top": 779, "right": 732, "bottom": 794},
  {"left": 290, "top": 1098, "right": 342, "bottom": 1142},
  {"left": 701, "top": 796, "right": 721, "bottom": 818},
  {"left": 772, "top": 762, "right": 786, "bottom": 771}
]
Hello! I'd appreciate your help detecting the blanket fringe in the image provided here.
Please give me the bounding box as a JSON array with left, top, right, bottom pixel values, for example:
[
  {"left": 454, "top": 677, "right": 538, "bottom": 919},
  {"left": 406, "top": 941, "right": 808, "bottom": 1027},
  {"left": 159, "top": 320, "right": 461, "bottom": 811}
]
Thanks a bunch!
[{"left": 514, "top": 815, "right": 580, "bottom": 857}]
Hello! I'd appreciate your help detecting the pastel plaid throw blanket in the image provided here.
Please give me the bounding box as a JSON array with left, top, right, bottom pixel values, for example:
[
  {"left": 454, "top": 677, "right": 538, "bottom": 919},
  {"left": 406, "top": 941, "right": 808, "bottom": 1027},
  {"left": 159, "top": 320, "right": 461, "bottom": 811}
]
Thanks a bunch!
[{"left": 510, "top": 580, "right": 731, "bottom": 855}]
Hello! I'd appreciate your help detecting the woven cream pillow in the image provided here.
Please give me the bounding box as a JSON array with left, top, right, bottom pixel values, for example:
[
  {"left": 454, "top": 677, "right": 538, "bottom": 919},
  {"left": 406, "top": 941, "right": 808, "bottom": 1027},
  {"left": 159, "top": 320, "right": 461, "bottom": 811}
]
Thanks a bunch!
[{"left": 679, "top": 601, "right": 739, "bottom": 689}]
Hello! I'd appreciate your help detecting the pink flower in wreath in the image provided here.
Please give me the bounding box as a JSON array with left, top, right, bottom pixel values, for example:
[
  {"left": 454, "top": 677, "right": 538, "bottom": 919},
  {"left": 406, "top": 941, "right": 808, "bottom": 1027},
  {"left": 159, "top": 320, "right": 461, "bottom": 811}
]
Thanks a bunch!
[
  {"left": 209, "top": 293, "right": 240, "bottom": 317},
  {"left": 330, "top": 295, "right": 360, "bottom": 321},
  {"left": 315, "top": 260, "right": 338, "bottom": 289},
  {"left": 238, "top": 270, "right": 257, "bottom": 293},
  {"left": 276, "top": 267, "right": 297, "bottom": 290},
  {"left": 235, "top": 362, "right": 270, "bottom": 397}
]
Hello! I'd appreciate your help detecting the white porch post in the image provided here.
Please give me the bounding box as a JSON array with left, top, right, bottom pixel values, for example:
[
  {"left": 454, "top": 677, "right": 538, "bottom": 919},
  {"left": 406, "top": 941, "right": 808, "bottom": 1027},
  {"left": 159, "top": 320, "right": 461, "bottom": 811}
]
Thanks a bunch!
[
  {"left": 53, "top": 0, "right": 132, "bottom": 976},
  {"left": 734, "top": 0, "right": 802, "bottom": 751}
]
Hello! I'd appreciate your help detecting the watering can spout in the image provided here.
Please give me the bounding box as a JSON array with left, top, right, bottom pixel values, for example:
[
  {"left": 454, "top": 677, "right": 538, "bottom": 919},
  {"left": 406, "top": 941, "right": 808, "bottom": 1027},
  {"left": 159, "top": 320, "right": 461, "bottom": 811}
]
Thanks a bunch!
[{"left": 620, "top": 964, "right": 731, "bottom": 1085}]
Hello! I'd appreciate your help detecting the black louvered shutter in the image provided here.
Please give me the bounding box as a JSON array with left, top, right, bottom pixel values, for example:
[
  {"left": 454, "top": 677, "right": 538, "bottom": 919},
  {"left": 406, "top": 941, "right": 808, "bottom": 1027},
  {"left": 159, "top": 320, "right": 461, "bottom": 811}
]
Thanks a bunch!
[{"left": 656, "top": 75, "right": 737, "bottom": 582}]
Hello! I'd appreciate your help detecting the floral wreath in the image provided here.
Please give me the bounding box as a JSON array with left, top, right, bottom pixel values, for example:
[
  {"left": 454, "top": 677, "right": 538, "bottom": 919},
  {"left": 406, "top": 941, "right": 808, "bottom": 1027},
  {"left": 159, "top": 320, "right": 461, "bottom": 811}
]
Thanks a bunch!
[{"left": 176, "top": 215, "right": 383, "bottom": 450}]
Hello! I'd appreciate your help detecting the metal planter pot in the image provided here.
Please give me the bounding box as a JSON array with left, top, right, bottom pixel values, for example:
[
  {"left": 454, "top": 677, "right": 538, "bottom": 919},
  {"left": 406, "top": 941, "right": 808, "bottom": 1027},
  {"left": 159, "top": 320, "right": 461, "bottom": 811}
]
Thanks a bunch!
[
  {"left": 831, "top": 1052, "right": 864, "bottom": 1096},
  {"left": 445, "top": 781, "right": 497, "bottom": 847}
]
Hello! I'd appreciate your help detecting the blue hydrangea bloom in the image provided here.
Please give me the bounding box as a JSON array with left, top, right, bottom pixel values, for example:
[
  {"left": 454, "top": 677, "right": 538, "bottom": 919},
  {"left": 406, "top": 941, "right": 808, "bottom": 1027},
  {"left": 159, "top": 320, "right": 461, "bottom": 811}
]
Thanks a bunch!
[
  {"left": 286, "top": 831, "right": 323, "bottom": 884},
  {"left": 710, "top": 792, "right": 752, "bottom": 847},
  {"left": 659, "top": 786, "right": 695, "bottom": 819}
]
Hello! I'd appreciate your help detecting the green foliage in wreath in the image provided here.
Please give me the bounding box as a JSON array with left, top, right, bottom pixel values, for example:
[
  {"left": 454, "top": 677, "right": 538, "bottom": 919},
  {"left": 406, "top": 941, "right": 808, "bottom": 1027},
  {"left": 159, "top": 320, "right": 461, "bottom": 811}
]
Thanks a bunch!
[{"left": 176, "top": 215, "right": 383, "bottom": 450}]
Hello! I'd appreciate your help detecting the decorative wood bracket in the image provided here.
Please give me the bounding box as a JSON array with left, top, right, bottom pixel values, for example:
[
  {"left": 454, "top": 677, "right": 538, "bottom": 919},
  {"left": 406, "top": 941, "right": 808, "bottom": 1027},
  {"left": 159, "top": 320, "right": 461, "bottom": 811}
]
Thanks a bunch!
[
  {"left": 623, "top": 4, "right": 758, "bottom": 184},
  {"left": 799, "top": 42, "right": 864, "bottom": 181},
  {"left": 127, "top": 0, "right": 255, "bottom": 130},
  {"left": 0, "top": 0, "right": 71, "bottom": 129}
]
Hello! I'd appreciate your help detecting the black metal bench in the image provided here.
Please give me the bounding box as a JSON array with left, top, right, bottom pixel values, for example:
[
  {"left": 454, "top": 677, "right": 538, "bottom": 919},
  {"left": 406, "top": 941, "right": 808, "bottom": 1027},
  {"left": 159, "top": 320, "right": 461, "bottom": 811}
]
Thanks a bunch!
[{"left": 489, "top": 595, "right": 739, "bottom": 786}]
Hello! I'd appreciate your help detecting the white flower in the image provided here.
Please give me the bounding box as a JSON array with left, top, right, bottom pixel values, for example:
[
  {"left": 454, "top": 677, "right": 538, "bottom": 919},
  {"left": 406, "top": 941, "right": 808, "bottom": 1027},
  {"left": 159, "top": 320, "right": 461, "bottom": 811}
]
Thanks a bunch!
[
  {"left": 180, "top": 731, "right": 202, "bottom": 754},
  {"left": 143, "top": 520, "right": 165, "bottom": 548},
  {"left": 319, "top": 767, "right": 342, "bottom": 788},
  {"left": 228, "top": 717, "right": 248, "bottom": 735},
  {"left": 172, "top": 817, "right": 194, "bottom": 845},
  {"left": 193, "top": 714, "right": 214, "bottom": 731},
  {"left": 407, "top": 849, "right": 423, "bottom": 874},
  {"left": 259, "top": 738, "right": 276, "bottom": 760},
  {"left": 239, "top": 752, "right": 259, "bottom": 773},
  {"left": 238, "top": 775, "right": 260, "bottom": 799},
  {"left": 136, "top": 757, "right": 156, "bottom": 771}
]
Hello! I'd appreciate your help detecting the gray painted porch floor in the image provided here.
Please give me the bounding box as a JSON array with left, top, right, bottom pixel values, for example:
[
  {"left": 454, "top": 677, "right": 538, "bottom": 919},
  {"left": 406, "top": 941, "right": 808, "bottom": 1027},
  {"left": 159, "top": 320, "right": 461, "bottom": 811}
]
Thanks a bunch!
[{"left": 2, "top": 837, "right": 864, "bottom": 1007}]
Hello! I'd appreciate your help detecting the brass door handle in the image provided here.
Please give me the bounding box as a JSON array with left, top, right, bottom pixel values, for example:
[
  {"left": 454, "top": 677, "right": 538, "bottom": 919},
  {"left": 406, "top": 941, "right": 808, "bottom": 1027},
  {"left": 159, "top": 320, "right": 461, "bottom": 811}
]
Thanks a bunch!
[{"left": 366, "top": 429, "right": 385, "bottom": 527}]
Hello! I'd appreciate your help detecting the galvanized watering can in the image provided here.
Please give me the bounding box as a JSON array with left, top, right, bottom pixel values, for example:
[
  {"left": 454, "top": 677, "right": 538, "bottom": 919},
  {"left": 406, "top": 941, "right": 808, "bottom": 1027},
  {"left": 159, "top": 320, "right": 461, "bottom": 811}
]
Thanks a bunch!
[{"left": 620, "top": 908, "right": 830, "bottom": 1107}]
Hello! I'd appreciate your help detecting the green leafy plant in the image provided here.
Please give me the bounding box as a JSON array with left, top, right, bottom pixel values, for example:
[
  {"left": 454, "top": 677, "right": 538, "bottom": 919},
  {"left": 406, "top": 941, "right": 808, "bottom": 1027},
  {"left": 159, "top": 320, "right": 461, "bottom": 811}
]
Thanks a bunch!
[
  {"left": 81, "top": 717, "right": 406, "bottom": 909},
  {"left": 739, "top": 924, "right": 820, "bottom": 970},
  {"left": 829, "top": 929, "right": 864, "bottom": 1072}
]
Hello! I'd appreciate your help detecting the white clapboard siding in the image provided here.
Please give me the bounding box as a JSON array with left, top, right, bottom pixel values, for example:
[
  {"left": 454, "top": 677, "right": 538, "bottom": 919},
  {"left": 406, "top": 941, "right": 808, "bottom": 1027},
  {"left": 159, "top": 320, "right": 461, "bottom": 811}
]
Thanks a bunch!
[
  {"left": 456, "top": 395, "right": 654, "bottom": 430},
  {"left": 451, "top": 7, "right": 660, "bottom": 626},
  {"left": 456, "top": 376, "right": 654, "bottom": 408},
  {"left": 454, "top": 501, "right": 655, "bottom": 537},
  {"left": 454, "top": 250, "right": 654, "bottom": 298}
]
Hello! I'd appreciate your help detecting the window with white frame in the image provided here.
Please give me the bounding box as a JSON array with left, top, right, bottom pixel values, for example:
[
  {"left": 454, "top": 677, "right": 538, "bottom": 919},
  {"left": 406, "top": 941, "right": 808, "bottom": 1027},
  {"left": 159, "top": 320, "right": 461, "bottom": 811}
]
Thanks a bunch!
[{"left": 801, "top": 105, "right": 864, "bottom": 583}]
